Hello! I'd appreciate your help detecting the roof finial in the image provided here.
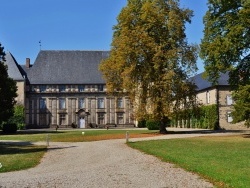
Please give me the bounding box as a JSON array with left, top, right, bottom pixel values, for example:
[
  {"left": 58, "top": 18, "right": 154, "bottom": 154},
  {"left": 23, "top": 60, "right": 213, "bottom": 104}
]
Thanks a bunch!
[{"left": 39, "top": 40, "right": 42, "bottom": 50}]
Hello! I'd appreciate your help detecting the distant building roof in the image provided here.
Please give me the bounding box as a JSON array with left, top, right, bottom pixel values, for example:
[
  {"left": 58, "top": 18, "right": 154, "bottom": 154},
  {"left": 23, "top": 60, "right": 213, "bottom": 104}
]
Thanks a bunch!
[
  {"left": 190, "top": 72, "right": 230, "bottom": 91},
  {"left": 4, "top": 52, "right": 24, "bottom": 81},
  {"left": 25, "top": 50, "right": 109, "bottom": 84}
]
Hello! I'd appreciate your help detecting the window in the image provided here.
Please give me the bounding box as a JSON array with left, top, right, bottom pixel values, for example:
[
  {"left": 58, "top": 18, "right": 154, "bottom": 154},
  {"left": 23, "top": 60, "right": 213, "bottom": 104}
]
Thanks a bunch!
[
  {"left": 59, "top": 98, "right": 66, "bottom": 109},
  {"left": 98, "top": 113, "right": 105, "bottom": 124},
  {"left": 97, "top": 98, "right": 104, "bottom": 108},
  {"left": 59, "top": 114, "right": 66, "bottom": 125},
  {"left": 79, "top": 98, "right": 85, "bottom": 109},
  {"left": 78, "top": 85, "right": 85, "bottom": 92},
  {"left": 227, "top": 112, "right": 233, "bottom": 123},
  {"left": 226, "top": 95, "right": 233, "bottom": 105},
  {"left": 39, "top": 85, "right": 46, "bottom": 92},
  {"left": 59, "top": 85, "right": 66, "bottom": 92},
  {"left": 117, "top": 98, "right": 123, "bottom": 108},
  {"left": 117, "top": 113, "right": 124, "bottom": 124},
  {"left": 206, "top": 91, "right": 210, "bottom": 104},
  {"left": 98, "top": 85, "right": 104, "bottom": 91},
  {"left": 39, "top": 99, "right": 46, "bottom": 109}
]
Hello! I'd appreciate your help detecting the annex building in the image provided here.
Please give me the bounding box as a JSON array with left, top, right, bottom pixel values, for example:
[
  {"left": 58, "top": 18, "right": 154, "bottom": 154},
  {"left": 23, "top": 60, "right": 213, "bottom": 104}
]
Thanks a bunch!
[{"left": 5, "top": 50, "right": 246, "bottom": 130}]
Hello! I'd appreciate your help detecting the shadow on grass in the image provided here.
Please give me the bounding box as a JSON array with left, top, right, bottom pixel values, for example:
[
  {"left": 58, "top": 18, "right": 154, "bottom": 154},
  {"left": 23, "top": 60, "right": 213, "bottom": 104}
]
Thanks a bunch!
[
  {"left": 0, "top": 129, "right": 65, "bottom": 136},
  {"left": 0, "top": 142, "right": 47, "bottom": 155},
  {"left": 242, "top": 134, "right": 250, "bottom": 138}
]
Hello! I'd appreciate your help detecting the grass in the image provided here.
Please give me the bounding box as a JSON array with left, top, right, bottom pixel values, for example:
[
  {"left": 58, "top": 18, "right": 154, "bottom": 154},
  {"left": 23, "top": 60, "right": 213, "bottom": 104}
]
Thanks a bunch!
[
  {"left": 0, "top": 143, "right": 47, "bottom": 173},
  {"left": 128, "top": 134, "right": 250, "bottom": 188},
  {"left": 0, "top": 129, "right": 158, "bottom": 142}
]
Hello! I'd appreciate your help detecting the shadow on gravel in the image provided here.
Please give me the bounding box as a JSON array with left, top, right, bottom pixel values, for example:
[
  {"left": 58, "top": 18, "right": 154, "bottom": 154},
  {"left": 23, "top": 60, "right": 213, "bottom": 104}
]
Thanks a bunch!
[{"left": 48, "top": 146, "right": 78, "bottom": 150}]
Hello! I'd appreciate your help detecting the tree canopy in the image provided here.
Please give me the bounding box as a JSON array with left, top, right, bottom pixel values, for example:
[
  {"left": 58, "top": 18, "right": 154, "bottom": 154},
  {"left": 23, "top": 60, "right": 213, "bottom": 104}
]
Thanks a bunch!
[
  {"left": 200, "top": 0, "right": 250, "bottom": 126},
  {"left": 100, "top": 0, "right": 198, "bottom": 133},
  {"left": 0, "top": 43, "right": 17, "bottom": 124},
  {"left": 200, "top": 0, "right": 250, "bottom": 86}
]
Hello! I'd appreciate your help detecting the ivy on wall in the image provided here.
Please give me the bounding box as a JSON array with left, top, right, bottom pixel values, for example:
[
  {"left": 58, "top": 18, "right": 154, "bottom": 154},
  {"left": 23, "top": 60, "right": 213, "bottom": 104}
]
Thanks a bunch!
[{"left": 171, "top": 104, "right": 219, "bottom": 130}]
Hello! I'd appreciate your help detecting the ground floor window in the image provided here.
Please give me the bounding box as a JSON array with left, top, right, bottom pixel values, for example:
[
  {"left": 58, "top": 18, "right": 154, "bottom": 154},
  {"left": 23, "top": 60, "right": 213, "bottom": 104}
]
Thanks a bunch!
[
  {"left": 227, "top": 112, "right": 233, "bottom": 123},
  {"left": 59, "top": 114, "right": 66, "bottom": 125},
  {"left": 98, "top": 113, "right": 105, "bottom": 124},
  {"left": 117, "top": 113, "right": 124, "bottom": 124}
]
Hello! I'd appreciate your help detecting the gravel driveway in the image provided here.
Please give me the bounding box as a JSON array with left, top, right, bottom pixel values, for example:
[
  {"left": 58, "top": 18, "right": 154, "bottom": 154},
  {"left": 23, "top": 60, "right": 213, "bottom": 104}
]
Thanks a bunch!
[{"left": 0, "top": 131, "right": 223, "bottom": 188}]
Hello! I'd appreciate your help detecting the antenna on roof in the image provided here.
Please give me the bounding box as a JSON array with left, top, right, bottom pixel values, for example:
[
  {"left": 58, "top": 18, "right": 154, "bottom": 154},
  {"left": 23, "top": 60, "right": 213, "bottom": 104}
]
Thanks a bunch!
[{"left": 39, "top": 40, "right": 42, "bottom": 50}]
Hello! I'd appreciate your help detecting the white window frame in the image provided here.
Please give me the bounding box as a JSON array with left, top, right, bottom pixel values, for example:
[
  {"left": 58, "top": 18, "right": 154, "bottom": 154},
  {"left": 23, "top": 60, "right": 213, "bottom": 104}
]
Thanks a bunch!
[
  {"left": 226, "top": 95, "right": 233, "bottom": 105},
  {"left": 97, "top": 98, "right": 105, "bottom": 109},
  {"left": 59, "top": 98, "right": 66, "bottom": 109},
  {"left": 79, "top": 98, "right": 85, "bottom": 109}
]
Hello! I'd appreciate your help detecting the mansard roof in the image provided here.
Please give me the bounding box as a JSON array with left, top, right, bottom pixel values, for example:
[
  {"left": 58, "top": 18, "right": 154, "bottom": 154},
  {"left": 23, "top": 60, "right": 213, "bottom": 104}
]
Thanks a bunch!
[
  {"left": 25, "top": 50, "right": 109, "bottom": 85},
  {"left": 5, "top": 52, "right": 24, "bottom": 81},
  {"left": 190, "top": 72, "right": 230, "bottom": 91}
]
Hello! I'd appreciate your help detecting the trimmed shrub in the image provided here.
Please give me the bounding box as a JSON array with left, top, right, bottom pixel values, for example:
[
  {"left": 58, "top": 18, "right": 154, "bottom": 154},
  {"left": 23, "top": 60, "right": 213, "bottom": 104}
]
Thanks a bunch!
[
  {"left": 2, "top": 123, "right": 17, "bottom": 134},
  {"left": 137, "top": 119, "right": 146, "bottom": 128},
  {"left": 146, "top": 120, "right": 160, "bottom": 130}
]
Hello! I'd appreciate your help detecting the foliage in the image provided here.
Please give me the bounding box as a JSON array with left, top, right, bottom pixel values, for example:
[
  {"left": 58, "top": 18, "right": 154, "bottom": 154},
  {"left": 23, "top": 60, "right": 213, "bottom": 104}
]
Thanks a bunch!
[
  {"left": 7, "top": 104, "right": 25, "bottom": 130},
  {"left": 200, "top": 1, "right": 250, "bottom": 126},
  {"left": 146, "top": 120, "right": 160, "bottom": 130},
  {"left": 171, "top": 104, "right": 219, "bottom": 130},
  {"left": 0, "top": 43, "right": 17, "bottom": 124},
  {"left": 128, "top": 135, "right": 250, "bottom": 188},
  {"left": 99, "top": 0, "right": 198, "bottom": 133},
  {"left": 137, "top": 119, "right": 147, "bottom": 128},
  {"left": 231, "top": 85, "right": 250, "bottom": 127},
  {"left": 2, "top": 123, "right": 17, "bottom": 134},
  {"left": 200, "top": 0, "right": 250, "bottom": 86}
]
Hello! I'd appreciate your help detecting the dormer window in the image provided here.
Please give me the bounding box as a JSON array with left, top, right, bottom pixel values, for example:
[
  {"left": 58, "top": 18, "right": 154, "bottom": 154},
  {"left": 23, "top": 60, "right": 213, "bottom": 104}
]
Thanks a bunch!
[
  {"left": 59, "top": 85, "right": 66, "bottom": 92},
  {"left": 98, "top": 85, "right": 104, "bottom": 92},
  {"left": 78, "top": 85, "right": 85, "bottom": 92},
  {"left": 39, "top": 85, "right": 46, "bottom": 93}
]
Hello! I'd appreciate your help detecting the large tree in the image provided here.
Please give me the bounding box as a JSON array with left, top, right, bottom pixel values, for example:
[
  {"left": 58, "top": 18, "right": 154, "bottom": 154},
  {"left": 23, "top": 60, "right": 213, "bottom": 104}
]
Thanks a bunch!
[
  {"left": 0, "top": 43, "right": 17, "bottom": 124},
  {"left": 100, "top": 0, "right": 198, "bottom": 133},
  {"left": 200, "top": 0, "right": 250, "bottom": 126}
]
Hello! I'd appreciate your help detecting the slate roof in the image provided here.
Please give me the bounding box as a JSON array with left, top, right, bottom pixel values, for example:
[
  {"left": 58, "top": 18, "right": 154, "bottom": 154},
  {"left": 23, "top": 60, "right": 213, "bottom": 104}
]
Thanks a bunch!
[
  {"left": 4, "top": 52, "right": 24, "bottom": 81},
  {"left": 190, "top": 72, "right": 230, "bottom": 91},
  {"left": 25, "top": 50, "right": 109, "bottom": 84}
]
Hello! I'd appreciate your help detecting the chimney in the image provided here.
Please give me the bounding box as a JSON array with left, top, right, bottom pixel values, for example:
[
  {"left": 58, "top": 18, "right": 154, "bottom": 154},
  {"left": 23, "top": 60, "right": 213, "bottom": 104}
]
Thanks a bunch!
[{"left": 26, "top": 58, "right": 30, "bottom": 68}]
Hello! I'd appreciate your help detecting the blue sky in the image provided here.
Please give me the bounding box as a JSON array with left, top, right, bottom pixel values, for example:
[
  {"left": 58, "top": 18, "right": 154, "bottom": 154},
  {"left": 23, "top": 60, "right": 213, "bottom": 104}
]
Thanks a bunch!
[{"left": 0, "top": 0, "right": 207, "bottom": 73}]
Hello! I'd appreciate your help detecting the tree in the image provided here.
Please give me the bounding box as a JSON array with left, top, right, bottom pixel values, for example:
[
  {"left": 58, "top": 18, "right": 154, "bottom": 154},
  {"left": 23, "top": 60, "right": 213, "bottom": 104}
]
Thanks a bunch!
[
  {"left": 0, "top": 43, "right": 17, "bottom": 124},
  {"left": 100, "top": 0, "right": 198, "bottom": 133},
  {"left": 200, "top": 0, "right": 250, "bottom": 126}
]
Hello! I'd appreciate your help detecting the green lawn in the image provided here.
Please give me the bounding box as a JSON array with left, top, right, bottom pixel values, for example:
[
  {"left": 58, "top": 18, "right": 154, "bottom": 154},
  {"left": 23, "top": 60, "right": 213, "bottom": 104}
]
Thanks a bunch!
[
  {"left": 128, "top": 134, "right": 250, "bottom": 188},
  {"left": 0, "top": 143, "right": 47, "bottom": 173}
]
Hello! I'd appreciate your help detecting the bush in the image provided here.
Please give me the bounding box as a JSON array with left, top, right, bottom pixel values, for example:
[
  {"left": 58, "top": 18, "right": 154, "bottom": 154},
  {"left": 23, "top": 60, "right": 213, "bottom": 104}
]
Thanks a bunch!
[
  {"left": 2, "top": 123, "right": 17, "bottom": 134},
  {"left": 137, "top": 119, "right": 146, "bottom": 128},
  {"left": 146, "top": 120, "right": 160, "bottom": 130}
]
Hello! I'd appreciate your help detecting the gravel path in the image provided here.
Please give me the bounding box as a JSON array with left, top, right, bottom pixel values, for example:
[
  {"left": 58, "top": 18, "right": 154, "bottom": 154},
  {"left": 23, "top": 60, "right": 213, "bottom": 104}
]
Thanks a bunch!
[{"left": 0, "top": 131, "right": 228, "bottom": 188}]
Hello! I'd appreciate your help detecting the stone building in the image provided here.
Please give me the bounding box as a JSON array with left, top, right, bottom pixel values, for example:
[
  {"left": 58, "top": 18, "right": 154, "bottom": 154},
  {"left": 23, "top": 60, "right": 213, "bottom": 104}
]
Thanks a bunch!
[
  {"left": 4, "top": 50, "right": 246, "bottom": 130},
  {"left": 191, "top": 72, "right": 245, "bottom": 129},
  {"left": 5, "top": 50, "right": 134, "bottom": 128}
]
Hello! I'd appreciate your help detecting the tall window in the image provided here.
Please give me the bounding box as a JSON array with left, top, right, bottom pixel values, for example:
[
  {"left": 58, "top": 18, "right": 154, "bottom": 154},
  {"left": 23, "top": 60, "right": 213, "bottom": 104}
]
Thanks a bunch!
[
  {"left": 39, "top": 99, "right": 46, "bottom": 109},
  {"left": 227, "top": 112, "right": 233, "bottom": 123},
  {"left": 59, "top": 85, "right": 66, "bottom": 92},
  {"left": 39, "top": 85, "right": 46, "bottom": 92},
  {"left": 59, "top": 98, "right": 66, "bottom": 109},
  {"left": 117, "top": 113, "right": 124, "bottom": 124},
  {"left": 59, "top": 114, "right": 66, "bottom": 125},
  {"left": 117, "top": 98, "right": 123, "bottom": 108},
  {"left": 98, "top": 113, "right": 105, "bottom": 124},
  {"left": 206, "top": 91, "right": 210, "bottom": 104},
  {"left": 97, "top": 98, "right": 104, "bottom": 108},
  {"left": 79, "top": 98, "right": 85, "bottom": 109},
  {"left": 78, "top": 85, "right": 85, "bottom": 92},
  {"left": 226, "top": 95, "right": 233, "bottom": 105}
]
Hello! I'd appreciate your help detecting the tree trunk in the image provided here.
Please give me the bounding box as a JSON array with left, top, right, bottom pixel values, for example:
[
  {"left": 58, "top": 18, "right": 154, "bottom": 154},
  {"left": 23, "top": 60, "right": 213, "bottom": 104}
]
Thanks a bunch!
[{"left": 159, "top": 120, "right": 167, "bottom": 134}]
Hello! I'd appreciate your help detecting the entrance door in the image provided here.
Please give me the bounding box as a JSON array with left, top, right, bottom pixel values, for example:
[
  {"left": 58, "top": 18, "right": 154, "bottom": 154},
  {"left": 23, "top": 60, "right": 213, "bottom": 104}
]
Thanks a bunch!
[{"left": 79, "top": 118, "right": 85, "bottom": 128}]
